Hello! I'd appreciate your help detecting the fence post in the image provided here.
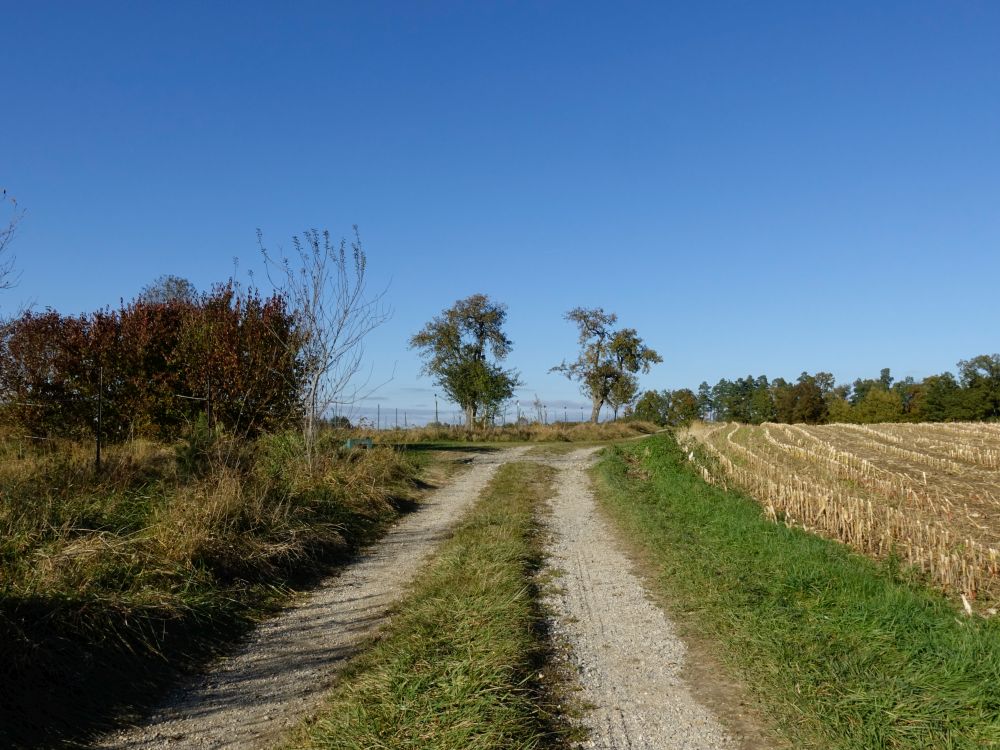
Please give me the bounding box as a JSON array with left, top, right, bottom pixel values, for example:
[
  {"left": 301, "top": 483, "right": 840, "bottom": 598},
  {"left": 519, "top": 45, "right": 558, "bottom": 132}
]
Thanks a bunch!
[
  {"left": 206, "top": 373, "right": 213, "bottom": 427},
  {"left": 95, "top": 366, "right": 103, "bottom": 473}
]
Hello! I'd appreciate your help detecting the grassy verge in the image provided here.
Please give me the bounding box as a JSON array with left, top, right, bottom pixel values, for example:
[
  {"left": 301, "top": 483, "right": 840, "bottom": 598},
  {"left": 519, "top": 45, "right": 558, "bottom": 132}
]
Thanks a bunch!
[
  {"left": 595, "top": 433, "right": 1000, "bottom": 749},
  {"left": 292, "top": 461, "right": 566, "bottom": 750},
  {"left": 0, "top": 430, "right": 424, "bottom": 748}
]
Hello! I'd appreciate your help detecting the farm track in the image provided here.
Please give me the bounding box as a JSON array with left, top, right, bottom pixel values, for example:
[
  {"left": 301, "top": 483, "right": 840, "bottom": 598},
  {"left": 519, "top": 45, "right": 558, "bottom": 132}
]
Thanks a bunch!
[
  {"left": 93, "top": 446, "right": 528, "bottom": 750},
  {"left": 538, "top": 448, "right": 740, "bottom": 749},
  {"left": 91, "top": 440, "right": 749, "bottom": 750}
]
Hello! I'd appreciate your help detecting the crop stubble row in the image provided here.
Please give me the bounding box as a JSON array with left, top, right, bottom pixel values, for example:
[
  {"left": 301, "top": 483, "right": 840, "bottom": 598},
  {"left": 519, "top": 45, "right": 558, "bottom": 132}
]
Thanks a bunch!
[{"left": 682, "top": 422, "right": 1000, "bottom": 607}]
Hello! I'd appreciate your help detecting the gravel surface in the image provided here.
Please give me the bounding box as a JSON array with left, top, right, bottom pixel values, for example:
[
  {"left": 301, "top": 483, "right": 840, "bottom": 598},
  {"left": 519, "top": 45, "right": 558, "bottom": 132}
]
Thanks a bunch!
[
  {"left": 93, "top": 447, "right": 527, "bottom": 750},
  {"left": 541, "top": 448, "right": 739, "bottom": 750}
]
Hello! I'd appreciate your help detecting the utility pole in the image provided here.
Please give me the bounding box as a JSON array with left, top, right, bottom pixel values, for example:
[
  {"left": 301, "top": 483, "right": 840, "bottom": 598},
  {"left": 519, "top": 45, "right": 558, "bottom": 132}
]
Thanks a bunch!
[
  {"left": 395, "top": 407, "right": 398, "bottom": 429},
  {"left": 377, "top": 403, "right": 380, "bottom": 431},
  {"left": 434, "top": 393, "right": 439, "bottom": 424}
]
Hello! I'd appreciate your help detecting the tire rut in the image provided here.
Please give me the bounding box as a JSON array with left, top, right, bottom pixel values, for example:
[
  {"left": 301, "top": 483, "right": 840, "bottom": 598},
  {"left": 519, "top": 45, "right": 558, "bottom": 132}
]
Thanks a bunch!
[{"left": 540, "top": 448, "right": 738, "bottom": 750}]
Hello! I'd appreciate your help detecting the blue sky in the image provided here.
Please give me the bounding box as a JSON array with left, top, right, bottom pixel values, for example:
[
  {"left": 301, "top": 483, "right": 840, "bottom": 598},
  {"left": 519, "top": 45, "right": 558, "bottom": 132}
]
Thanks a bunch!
[{"left": 4, "top": 2, "right": 999, "bottom": 424}]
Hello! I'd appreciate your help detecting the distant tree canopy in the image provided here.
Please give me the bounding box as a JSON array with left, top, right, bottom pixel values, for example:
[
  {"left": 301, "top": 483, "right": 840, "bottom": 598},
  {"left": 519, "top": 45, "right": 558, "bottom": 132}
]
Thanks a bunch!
[
  {"left": 551, "top": 307, "right": 661, "bottom": 423},
  {"left": 137, "top": 274, "right": 199, "bottom": 305},
  {"left": 632, "top": 388, "right": 699, "bottom": 427},
  {"left": 693, "top": 355, "right": 1000, "bottom": 425},
  {"left": 0, "top": 283, "right": 302, "bottom": 440},
  {"left": 409, "top": 294, "right": 521, "bottom": 428}
]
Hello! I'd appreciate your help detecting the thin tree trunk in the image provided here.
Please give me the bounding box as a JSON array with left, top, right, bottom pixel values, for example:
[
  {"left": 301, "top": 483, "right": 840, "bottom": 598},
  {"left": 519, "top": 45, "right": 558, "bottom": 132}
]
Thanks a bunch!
[
  {"left": 590, "top": 400, "right": 602, "bottom": 424},
  {"left": 304, "top": 371, "right": 321, "bottom": 469}
]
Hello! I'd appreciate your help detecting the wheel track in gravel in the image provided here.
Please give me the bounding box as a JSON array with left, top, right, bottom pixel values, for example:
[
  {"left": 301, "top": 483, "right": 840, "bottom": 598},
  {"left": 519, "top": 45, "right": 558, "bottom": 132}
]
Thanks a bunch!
[
  {"left": 96, "top": 443, "right": 761, "bottom": 750},
  {"left": 538, "top": 447, "right": 741, "bottom": 750},
  {"left": 93, "top": 446, "right": 528, "bottom": 750}
]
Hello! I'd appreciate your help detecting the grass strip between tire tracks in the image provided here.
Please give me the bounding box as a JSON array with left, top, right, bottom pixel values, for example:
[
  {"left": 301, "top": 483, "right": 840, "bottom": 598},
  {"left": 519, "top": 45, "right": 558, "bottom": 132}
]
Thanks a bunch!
[
  {"left": 291, "top": 461, "right": 565, "bottom": 750},
  {"left": 595, "top": 433, "right": 1000, "bottom": 749}
]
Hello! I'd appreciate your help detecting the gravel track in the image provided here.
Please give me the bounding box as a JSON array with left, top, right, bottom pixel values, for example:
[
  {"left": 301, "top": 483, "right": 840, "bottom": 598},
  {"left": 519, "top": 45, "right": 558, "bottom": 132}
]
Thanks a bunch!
[
  {"left": 541, "top": 448, "right": 738, "bottom": 750},
  {"left": 94, "top": 446, "right": 527, "bottom": 750}
]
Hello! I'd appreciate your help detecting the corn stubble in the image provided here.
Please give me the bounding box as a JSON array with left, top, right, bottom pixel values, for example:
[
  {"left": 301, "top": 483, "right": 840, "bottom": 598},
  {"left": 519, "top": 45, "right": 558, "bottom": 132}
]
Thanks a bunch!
[{"left": 683, "top": 421, "right": 1000, "bottom": 608}]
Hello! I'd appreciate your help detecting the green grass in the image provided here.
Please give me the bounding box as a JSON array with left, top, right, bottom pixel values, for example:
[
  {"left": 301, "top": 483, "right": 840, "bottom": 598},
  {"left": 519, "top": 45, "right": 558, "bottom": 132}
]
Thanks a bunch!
[
  {"left": 293, "top": 461, "right": 566, "bottom": 750},
  {"left": 595, "top": 433, "right": 1000, "bottom": 749}
]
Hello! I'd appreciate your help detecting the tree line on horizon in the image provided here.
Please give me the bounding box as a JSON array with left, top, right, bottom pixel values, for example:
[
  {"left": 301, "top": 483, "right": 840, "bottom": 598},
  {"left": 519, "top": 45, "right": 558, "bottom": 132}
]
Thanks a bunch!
[
  {"left": 2, "top": 238, "right": 995, "bottom": 439},
  {"left": 632, "top": 357, "right": 1000, "bottom": 427}
]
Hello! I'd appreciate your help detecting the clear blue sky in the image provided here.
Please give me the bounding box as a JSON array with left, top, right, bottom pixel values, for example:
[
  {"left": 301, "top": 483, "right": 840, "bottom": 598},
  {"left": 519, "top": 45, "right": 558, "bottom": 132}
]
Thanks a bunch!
[{"left": 4, "top": 2, "right": 999, "bottom": 424}]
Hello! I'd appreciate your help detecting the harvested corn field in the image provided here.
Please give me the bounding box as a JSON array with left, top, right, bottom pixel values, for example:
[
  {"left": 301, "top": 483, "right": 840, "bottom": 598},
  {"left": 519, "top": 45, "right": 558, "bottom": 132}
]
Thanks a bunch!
[{"left": 682, "top": 422, "right": 1000, "bottom": 608}]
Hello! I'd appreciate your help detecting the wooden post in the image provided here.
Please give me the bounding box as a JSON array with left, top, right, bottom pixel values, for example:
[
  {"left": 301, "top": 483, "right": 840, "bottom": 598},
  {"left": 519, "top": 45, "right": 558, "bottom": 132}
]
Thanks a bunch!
[
  {"left": 206, "top": 373, "right": 213, "bottom": 427},
  {"left": 95, "top": 366, "right": 103, "bottom": 473}
]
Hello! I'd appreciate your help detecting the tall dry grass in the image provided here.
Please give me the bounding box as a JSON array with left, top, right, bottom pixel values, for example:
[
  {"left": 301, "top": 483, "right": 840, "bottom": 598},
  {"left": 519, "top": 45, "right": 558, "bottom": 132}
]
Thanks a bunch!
[
  {"left": 0, "top": 427, "right": 420, "bottom": 747},
  {"left": 367, "top": 419, "right": 660, "bottom": 444}
]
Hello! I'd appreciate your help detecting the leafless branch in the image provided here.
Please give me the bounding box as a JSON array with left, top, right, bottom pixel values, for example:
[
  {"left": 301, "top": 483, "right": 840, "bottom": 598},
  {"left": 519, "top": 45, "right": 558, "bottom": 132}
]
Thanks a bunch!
[
  {"left": 259, "top": 225, "right": 391, "bottom": 464},
  {"left": 0, "top": 189, "right": 24, "bottom": 292}
]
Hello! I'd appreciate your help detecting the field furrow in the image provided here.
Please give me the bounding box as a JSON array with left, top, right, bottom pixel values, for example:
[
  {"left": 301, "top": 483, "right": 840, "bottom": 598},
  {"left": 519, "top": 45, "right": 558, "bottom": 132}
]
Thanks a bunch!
[{"left": 683, "top": 422, "right": 1000, "bottom": 607}]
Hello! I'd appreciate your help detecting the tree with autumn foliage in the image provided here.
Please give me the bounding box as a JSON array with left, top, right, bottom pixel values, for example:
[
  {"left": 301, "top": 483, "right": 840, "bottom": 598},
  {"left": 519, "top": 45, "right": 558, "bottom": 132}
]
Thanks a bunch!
[
  {"left": 410, "top": 294, "right": 520, "bottom": 428},
  {"left": 0, "top": 284, "right": 302, "bottom": 440},
  {"left": 551, "top": 307, "right": 661, "bottom": 423}
]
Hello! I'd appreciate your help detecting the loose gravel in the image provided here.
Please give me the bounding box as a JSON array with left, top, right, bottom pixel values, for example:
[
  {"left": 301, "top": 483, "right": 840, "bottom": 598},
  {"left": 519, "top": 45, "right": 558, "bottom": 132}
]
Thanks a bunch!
[
  {"left": 94, "top": 444, "right": 749, "bottom": 750},
  {"left": 93, "top": 447, "right": 527, "bottom": 750},
  {"left": 541, "top": 448, "right": 739, "bottom": 750}
]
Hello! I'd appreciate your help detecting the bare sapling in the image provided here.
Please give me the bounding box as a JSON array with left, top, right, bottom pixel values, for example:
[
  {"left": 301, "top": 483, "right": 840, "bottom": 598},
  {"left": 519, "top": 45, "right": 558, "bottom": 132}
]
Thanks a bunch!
[{"left": 260, "top": 226, "right": 390, "bottom": 467}]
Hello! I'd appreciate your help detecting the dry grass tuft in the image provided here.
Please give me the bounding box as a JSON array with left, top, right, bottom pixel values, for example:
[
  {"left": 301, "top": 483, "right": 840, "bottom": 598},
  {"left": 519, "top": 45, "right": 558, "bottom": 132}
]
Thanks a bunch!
[
  {"left": 369, "top": 419, "right": 659, "bottom": 445},
  {"left": 0, "top": 428, "right": 421, "bottom": 747}
]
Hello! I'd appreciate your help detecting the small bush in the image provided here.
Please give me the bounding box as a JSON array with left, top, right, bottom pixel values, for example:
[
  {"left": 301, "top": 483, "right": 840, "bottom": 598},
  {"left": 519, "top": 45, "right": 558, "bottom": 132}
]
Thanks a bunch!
[{"left": 175, "top": 414, "right": 219, "bottom": 479}]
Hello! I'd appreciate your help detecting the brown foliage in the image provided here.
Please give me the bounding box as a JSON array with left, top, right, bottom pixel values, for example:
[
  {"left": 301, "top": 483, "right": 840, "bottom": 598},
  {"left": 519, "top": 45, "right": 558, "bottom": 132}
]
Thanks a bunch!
[{"left": 0, "top": 285, "right": 303, "bottom": 440}]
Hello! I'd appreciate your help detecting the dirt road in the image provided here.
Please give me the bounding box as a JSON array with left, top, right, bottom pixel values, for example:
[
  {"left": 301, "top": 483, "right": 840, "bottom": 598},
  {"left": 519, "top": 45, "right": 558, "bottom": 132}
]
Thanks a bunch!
[
  {"left": 540, "top": 448, "right": 739, "bottom": 749},
  {"left": 95, "top": 444, "right": 751, "bottom": 750},
  {"left": 94, "top": 447, "right": 527, "bottom": 750}
]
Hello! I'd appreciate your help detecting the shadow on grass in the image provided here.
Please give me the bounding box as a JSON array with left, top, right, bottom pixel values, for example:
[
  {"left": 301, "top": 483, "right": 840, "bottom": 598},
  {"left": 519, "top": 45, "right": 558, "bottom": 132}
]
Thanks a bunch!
[
  {"left": 0, "top": 492, "right": 422, "bottom": 749},
  {"left": 0, "top": 593, "right": 249, "bottom": 749}
]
